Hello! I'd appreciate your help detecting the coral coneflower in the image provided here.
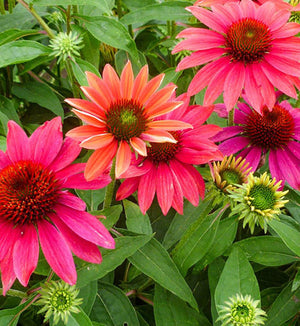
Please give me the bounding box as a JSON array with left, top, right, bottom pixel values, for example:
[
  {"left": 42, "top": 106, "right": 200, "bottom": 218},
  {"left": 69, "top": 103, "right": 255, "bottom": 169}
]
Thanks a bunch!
[
  {"left": 116, "top": 94, "right": 223, "bottom": 215},
  {"left": 0, "top": 118, "right": 115, "bottom": 295},
  {"left": 66, "top": 61, "right": 191, "bottom": 180},
  {"left": 173, "top": 0, "right": 300, "bottom": 112},
  {"left": 213, "top": 98, "right": 300, "bottom": 190}
]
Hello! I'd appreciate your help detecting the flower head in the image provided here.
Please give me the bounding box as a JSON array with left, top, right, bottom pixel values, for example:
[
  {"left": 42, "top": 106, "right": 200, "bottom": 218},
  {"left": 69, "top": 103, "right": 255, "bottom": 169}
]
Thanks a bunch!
[
  {"left": 173, "top": 0, "right": 300, "bottom": 112},
  {"left": 50, "top": 31, "right": 83, "bottom": 63},
  {"left": 116, "top": 94, "right": 223, "bottom": 215},
  {"left": 37, "top": 281, "right": 83, "bottom": 325},
  {"left": 0, "top": 118, "right": 115, "bottom": 295},
  {"left": 229, "top": 172, "right": 288, "bottom": 233},
  {"left": 213, "top": 98, "right": 300, "bottom": 190},
  {"left": 66, "top": 61, "right": 190, "bottom": 180},
  {"left": 217, "top": 293, "right": 267, "bottom": 326}
]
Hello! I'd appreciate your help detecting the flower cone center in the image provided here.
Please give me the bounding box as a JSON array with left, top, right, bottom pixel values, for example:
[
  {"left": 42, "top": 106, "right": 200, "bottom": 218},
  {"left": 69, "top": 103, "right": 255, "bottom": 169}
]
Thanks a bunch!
[
  {"left": 0, "top": 161, "right": 60, "bottom": 225},
  {"left": 225, "top": 18, "right": 272, "bottom": 64},
  {"left": 147, "top": 132, "right": 181, "bottom": 163},
  {"left": 51, "top": 290, "right": 72, "bottom": 312},
  {"left": 106, "top": 99, "right": 148, "bottom": 141},
  {"left": 244, "top": 105, "right": 295, "bottom": 150},
  {"left": 249, "top": 184, "right": 276, "bottom": 210},
  {"left": 220, "top": 169, "right": 243, "bottom": 185},
  {"left": 232, "top": 303, "right": 254, "bottom": 323}
]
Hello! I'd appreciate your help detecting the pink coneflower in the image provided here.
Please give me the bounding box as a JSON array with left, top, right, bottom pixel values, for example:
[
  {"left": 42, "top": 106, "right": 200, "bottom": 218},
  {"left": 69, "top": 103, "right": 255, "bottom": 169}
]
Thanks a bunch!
[
  {"left": 213, "top": 99, "right": 300, "bottom": 190},
  {"left": 173, "top": 0, "right": 300, "bottom": 112},
  {"left": 116, "top": 94, "right": 223, "bottom": 215},
  {"left": 0, "top": 118, "right": 115, "bottom": 295},
  {"left": 66, "top": 61, "right": 191, "bottom": 180}
]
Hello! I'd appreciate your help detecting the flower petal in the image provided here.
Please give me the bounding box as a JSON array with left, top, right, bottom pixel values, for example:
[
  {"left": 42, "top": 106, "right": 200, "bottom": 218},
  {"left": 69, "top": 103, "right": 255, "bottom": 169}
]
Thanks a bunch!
[
  {"left": 6, "top": 121, "right": 29, "bottom": 162},
  {"left": 156, "top": 162, "right": 174, "bottom": 215},
  {"left": 147, "top": 120, "right": 193, "bottom": 131},
  {"left": 138, "top": 165, "right": 156, "bottom": 214},
  {"left": 141, "top": 129, "right": 176, "bottom": 143},
  {"left": 130, "top": 137, "right": 147, "bottom": 156},
  {"left": 116, "top": 140, "right": 132, "bottom": 178},
  {"left": 120, "top": 61, "right": 134, "bottom": 99},
  {"left": 80, "top": 133, "right": 115, "bottom": 150}
]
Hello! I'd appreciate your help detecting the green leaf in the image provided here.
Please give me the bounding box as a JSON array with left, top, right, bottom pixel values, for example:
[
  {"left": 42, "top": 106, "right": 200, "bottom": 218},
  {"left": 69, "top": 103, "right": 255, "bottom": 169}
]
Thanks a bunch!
[
  {"left": 154, "top": 284, "right": 211, "bottom": 326},
  {"left": 0, "top": 96, "right": 21, "bottom": 124},
  {"left": 0, "top": 29, "right": 40, "bottom": 46},
  {"left": 75, "top": 188, "right": 106, "bottom": 211},
  {"left": 269, "top": 219, "right": 300, "bottom": 257},
  {"left": 90, "top": 205, "right": 123, "bottom": 229},
  {"left": 76, "top": 234, "right": 152, "bottom": 287},
  {"left": 90, "top": 282, "right": 139, "bottom": 326},
  {"left": 266, "top": 283, "right": 300, "bottom": 326},
  {"left": 235, "top": 236, "right": 299, "bottom": 266},
  {"left": 292, "top": 269, "right": 300, "bottom": 292},
  {"left": 79, "top": 281, "right": 97, "bottom": 315},
  {"left": 0, "top": 40, "right": 51, "bottom": 68},
  {"left": 70, "top": 57, "right": 101, "bottom": 87},
  {"left": 0, "top": 300, "right": 32, "bottom": 326},
  {"left": 120, "top": 2, "right": 191, "bottom": 25},
  {"left": 0, "top": 111, "right": 9, "bottom": 135},
  {"left": 215, "top": 247, "right": 260, "bottom": 313},
  {"left": 172, "top": 206, "right": 224, "bottom": 275},
  {"left": 76, "top": 15, "right": 140, "bottom": 65},
  {"left": 163, "top": 199, "right": 213, "bottom": 250},
  {"left": 12, "top": 81, "right": 64, "bottom": 118},
  {"left": 128, "top": 238, "right": 198, "bottom": 310},
  {"left": 0, "top": 136, "right": 6, "bottom": 151},
  {"left": 124, "top": 199, "right": 152, "bottom": 235}
]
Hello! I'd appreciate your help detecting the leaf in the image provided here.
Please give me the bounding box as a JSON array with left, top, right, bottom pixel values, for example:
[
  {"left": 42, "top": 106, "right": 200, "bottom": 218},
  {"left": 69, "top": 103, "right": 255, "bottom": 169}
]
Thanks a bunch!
[
  {"left": 90, "top": 282, "right": 139, "bottom": 326},
  {"left": 70, "top": 57, "right": 101, "bottom": 87},
  {"left": 76, "top": 234, "right": 152, "bottom": 287},
  {"left": 128, "top": 238, "right": 198, "bottom": 310},
  {"left": 265, "top": 283, "right": 300, "bottom": 326},
  {"left": 0, "top": 96, "right": 21, "bottom": 124},
  {"left": 0, "top": 111, "right": 9, "bottom": 135},
  {"left": 79, "top": 281, "right": 97, "bottom": 315},
  {"left": 12, "top": 81, "right": 64, "bottom": 118},
  {"left": 75, "top": 188, "right": 106, "bottom": 211},
  {"left": 124, "top": 199, "right": 152, "bottom": 235},
  {"left": 172, "top": 206, "right": 224, "bottom": 275},
  {"left": 90, "top": 205, "right": 123, "bottom": 229},
  {"left": 163, "top": 199, "right": 213, "bottom": 250},
  {"left": 154, "top": 285, "right": 211, "bottom": 326},
  {"left": 269, "top": 219, "right": 300, "bottom": 257},
  {"left": 292, "top": 269, "right": 300, "bottom": 292},
  {"left": 120, "top": 2, "right": 191, "bottom": 25},
  {"left": 214, "top": 247, "right": 260, "bottom": 314},
  {"left": 0, "top": 300, "right": 32, "bottom": 326},
  {"left": 76, "top": 15, "right": 140, "bottom": 65},
  {"left": 235, "top": 236, "right": 299, "bottom": 266},
  {"left": 0, "top": 40, "right": 51, "bottom": 68},
  {"left": 0, "top": 29, "right": 40, "bottom": 46}
]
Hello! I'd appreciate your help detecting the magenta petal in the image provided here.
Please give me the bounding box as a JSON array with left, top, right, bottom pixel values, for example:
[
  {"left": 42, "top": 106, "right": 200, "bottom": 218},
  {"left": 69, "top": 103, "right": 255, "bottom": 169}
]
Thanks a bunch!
[
  {"left": 0, "top": 221, "right": 19, "bottom": 261},
  {"left": 287, "top": 141, "right": 300, "bottom": 160},
  {"left": 277, "top": 148, "right": 300, "bottom": 189},
  {"left": 29, "top": 117, "right": 63, "bottom": 167},
  {"left": 116, "top": 178, "right": 139, "bottom": 201},
  {"left": 6, "top": 121, "right": 29, "bottom": 162},
  {"left": 186, "top": 165, "right": 205, "bottom": 200},
  {"left": 239, "top": 146, "right": 261, "bottom": 171},
  {"left": 212, "top": 126, "right": 243, "bottom": 142},
  {"left": 0, "top": 151, "right": 10, "bottom": 169},
  {"left": 156, "top": 162, "right": 174, "bottom": 215},
  {"left": 55, "top": 163, "right": 85, "bottom": 179},
  {"left": 138, "top": 165, "right": 156, "bottom": 214},
  {"left": 58, "top": 191, "right": 86, "bottom": 211},
  {"left": 48, "top": 138, "right": 81, "bottom": 172},
  {"left": 38, "top": 219, "right": 77, "bottom": 285},
  {"left": 171, "top": 173, "right": 184, "bottom": 215},
  {"left": 0, "top": 247, "right": 16, "bottom": 296},
  {"left": 269, "top": 149, "right": 285, "bottom": 186},
  {"left": 50, "top": 214, "right": 102, "bottom": 264},
  {"left": 54, "top": 204, "right": 115, "bottom": 249},
  {"left": 13, "top": 225, "right": 39, "bottom": 287},
  {"left": 218, "top": 136, "right": 249, "bottom": 155},
  {"left": 62, "top": 172, "right": 111, "bottom": 190}
]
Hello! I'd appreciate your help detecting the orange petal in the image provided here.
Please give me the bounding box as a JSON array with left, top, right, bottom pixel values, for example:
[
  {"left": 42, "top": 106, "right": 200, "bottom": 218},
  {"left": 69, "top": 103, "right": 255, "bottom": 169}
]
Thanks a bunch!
[
  {"left": 72, "top": 109, "right": 106, "bottom": 128},
  {"left": 120, "top": 61, "right": 134, "bottom": 99},
  {"left": 80, "top": 133, "right": 115, "bottom": 149},
  {"left": 145, "top": 84, "right": 177, "bottom": 113},
  {"left": 141, "top": 129, "right": 176, "bottom": 143},
  {"left": 137, "top": 73, "right": 164, "bottom": 105},
  {"left": 85, "top": 141, "right": 118, "bottom": 181},
  {"left": 85, "top": 72, "right": 112, "bottom": 110},
  {"left": 147, "top": 120, "right": 193, "bottom": 131},
  {"left": 146, "top": 101, "right": 182, "bottom": 118},
  {"left": 132, "top": 65, "right": 148, "bottom": 100},
  {"left": 103, "top": 64, "right": 121, "bottom": 100},
  {"left": 66, "top": 125, "right": 106, "bottom": 141},
  {"left": 81, "top": 86, "right": 112, "bottom": 112},
  {"left": 65, "top": 98, "right": 106, "bottom": 120},
  {"left": 115, "top": 140, "right": 132, "bottom": 178},
  {"left": 130, "top": 137, "right": 147, "bottom": 156}
]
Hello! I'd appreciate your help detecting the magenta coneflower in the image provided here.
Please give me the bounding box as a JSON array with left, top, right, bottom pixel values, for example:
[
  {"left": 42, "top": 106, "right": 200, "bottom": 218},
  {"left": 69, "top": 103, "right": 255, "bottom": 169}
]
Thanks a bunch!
[
  {"left": 173, "top": 0, "right": 300, "bottom": 112},
  {"left": 0, "top": 118, "right": 115, "bottom": 295},
  {"left": 213, "top": 99, "right": 300, "bottom": 190},
  {"left": 66, "top": 61, "right": 191, "bottom": 180},
  {"left": 116, "top": 94, "right": 223, "bottom": 215}
]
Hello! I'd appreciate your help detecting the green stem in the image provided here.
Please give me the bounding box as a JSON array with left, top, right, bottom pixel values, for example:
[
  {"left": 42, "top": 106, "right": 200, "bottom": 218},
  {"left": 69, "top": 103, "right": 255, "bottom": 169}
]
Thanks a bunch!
[
  {"left": 0, "top": 0, "right": 5, "bottom": 15},
  {"left": 228, "top": 108, "right": 234, "bottom": 126},
  {"left": 0, "top": 288, "right": 27, "bottom": 298},
  {"left": 66, "top": 5, "right": 71, "bottom": 34},
  {"left": 103, "top": 158, "right": 116, "bottom": 209},
  {"left": 8, "top": 0, "right": 15, "bottom": 13},
  {"left": 65, "top": 59, "right": 80, "bottom": 98},
  {"left": 116, "top": 0, "right": 123, "bottom": 18},
  {"left": 17, "top": 0, "right": 55, "bottom": 39}
]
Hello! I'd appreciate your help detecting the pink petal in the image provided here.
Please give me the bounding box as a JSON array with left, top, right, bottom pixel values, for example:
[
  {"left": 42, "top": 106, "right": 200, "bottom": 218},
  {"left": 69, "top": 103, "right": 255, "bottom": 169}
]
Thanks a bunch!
[
  {"left": 187, "top": 165, "right": 205, "bottom": 200},
  {"left": 29, "top": 117, "right": 63, "bottom": 167},
  {"left": 50, "top": 214, "right": 102, "bottom": 264},
  {"left": 210, "top": 126, "right": 242, "bottom": 142},
  {"left": 265, "top": 54, "right": 300, "bottom": 77},
  {"left": 0, "top": 221, "right": 20, "bottom": 261},
  {"left": 138, "top": 165, "right": 157, "bottom": 214},
  {"left": 115, "top": 140, "right": 132, "bottom": 178},
  {"left": 171, "top": 173, "right": 184, "bottom": 215},
  {"left": 6, "top": 121, "right": 29, "bottom": 162},
  {"left": 277, "top": 148, "right": 300, "bottom": 189},
  {"left": 287, "top": 141, "right": 300, "bottom": 160},
  {"left": 218, "top": 136, "right": 250, "bottom": 155},
  {"left": 0, "top": 151, "right": 10, "bottom": 169},
  {"left": 38, "top": 219, "right": 76, "bottom": 285},
  {"left": 120, "top": 61, "right": 134, "bottom": 99},
  {"left": 0, "top": 247, "right": 16, "bottom": 296},
  {"left": 244, "top": 65, "right": 264, "bottom": 112},
  {"left": 62, "top": 172, "right": 111, "bottom": 190},
  {"left": 58, "top": 191, "right": 86, "bottom": 211},
  {"left": 116, "top": 177, "right": 139, "bottom": 200},
  {"left": 55, "top": 163, "right": 85, "bottom": 180},
  {"left": 269, "top": 149, "right": 285, "bottom": 186},
  {"left": 156, "top": 162, "right": 174, "bottom": 215},
  {"left": 13, "top": 224, "right": 39, "bottom": 287},
  {"left": 238, "top": 146, "right": 261, "bottom": 171},
  {"left": 130, "top": 137, "right": 147, "bottom": 156},
  {"left": 54, "top": 204, "right": 115, "bottom": 249}
]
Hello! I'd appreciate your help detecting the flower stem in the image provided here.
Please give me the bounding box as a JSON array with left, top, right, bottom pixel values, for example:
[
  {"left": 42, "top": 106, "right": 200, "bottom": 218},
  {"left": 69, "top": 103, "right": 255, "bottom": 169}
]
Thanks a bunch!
[
  {"left": 228, "top": 108, "right": 234, "bottom": 126},
  {"left": 0, "top": 288, "right": 27, "bottom": 298},
  {"left": 65, "top": 59, "right": 80, "bottom": 98},
  {"left": 17, "top": 0, "right": 55, "bottom": 39},
  {"left": 103, "top": 158, "right": 116, "bottom": 209}
]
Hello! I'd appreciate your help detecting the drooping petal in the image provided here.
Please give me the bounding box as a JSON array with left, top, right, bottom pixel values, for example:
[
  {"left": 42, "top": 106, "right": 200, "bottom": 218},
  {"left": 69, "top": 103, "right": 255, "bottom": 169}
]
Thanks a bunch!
[
  {"left": 38, "top": 219, "right": 77, "bottom": 285},
  {"left": 63, "top": 172, "right": 111, "bottom": 190},
  {"left": 115, "top": 140, "right": 132, "bottom": 178},
  {"left": 116, "top": 177, "right": 139, "bottom": 200},
  {"left": 58, "top": 191, "right": 86, "bottom": 211},
  {"left": 218, "top": 136, "right": 250, "bottom": 155},
  {"left": 156, "top": 162, "right": 174, "bottom": 215},
  {"left": 66, "top": 125, "right": 106, "bottom": 142},
  {"left": 0, "top": 247, "right": 16, "bottom": 296},
  {"left": 130, "top": 137, "right": 147, "bottom": 156},
  {"left": 13, "top": 224, "right": 39, "bottom": 287},
  {"left": 65, "top": 98, "right": 106, "bottom": 119},
  {"left": 72, "top": 109, "right": 106, "bottom": 127},
  {"left": 138, "top": 165, "right": 157, "bottom": 214}
]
